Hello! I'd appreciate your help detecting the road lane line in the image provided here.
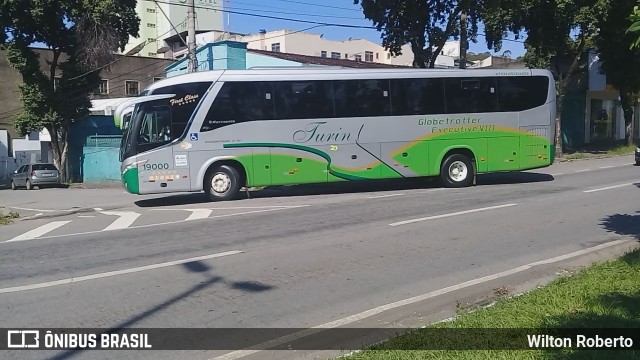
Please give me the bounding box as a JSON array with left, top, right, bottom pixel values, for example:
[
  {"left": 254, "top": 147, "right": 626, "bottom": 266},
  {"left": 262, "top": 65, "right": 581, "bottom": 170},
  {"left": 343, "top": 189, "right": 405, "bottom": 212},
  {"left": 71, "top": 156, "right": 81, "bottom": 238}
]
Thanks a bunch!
[
  {"left": 185, "top": 209, "right": 214, "bottom": 221},
  {"left": 574, "top": 169, "right": 591, "bottom": 173},
  {"left": 1, "top": 206, "right": 310, "bottom": 244},
  {"left": 100, "top": 211, "right": 141, "bottom": 231},
  {"left": 389, "top": 204, "right": 518, "bottom": 227},
  {"left": 6, "top": 206, "right": 56, "bottom": 213},
  {"left": 368, "top": 193, "right": 404, "bottom": 199},
  {"left": 599, "top": 166, "right": 615, "bottom": 169},
  {"left": 550, "top": 173, "right": 563, "bottom": 176},
  {"left": 0, "top": 250, "right": 243, "bottom": 294},
  {"left": 583, "top": 183, "right": 634, "bottom": 193},
  {"left": 209, "top": 239, "right": 631, "bottom": 360},
  {"left": 7, "top": 221, "right": 72, "bottom": 242}
]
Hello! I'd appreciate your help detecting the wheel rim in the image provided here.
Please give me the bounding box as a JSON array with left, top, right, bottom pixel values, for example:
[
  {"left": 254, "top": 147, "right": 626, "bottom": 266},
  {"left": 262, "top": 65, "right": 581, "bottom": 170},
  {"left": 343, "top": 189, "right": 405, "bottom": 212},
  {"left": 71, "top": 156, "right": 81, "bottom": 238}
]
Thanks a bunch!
[
  {"left": 448, "top": 161, "right": 468, "bottom": 182},
  {"left": 211, "top": 172, "right": 232, "bottom": 194}
]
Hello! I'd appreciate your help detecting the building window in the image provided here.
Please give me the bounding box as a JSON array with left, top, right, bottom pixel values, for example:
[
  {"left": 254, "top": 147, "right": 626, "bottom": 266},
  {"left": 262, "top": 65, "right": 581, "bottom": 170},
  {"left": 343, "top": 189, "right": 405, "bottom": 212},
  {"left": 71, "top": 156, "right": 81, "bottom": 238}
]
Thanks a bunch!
[
  {"left": 387, "top": 53, "right": 391, "bottom": 59},
  {"left": 320, "top": 51, "right": 327, "bottom": 58},
  {"left": 153, "top": 77, "right": 164, "bottom": 83},
  {"left": 148, "top": 52, "right": 157, "bottom": 57},
  {"left": 147, "top": 23, "right": 155, "bottom": 28},
  {"left": 125, "top": 81, "right": 140, "bottom": 96},
  {"left": 355, "top": 54, "right": 362, "bottom": 61},
  {"left": 376, "top": 53, "right": 379, "bottom": 59},
  {"left": 147, "top": 8, "right": 156, "bottom": 13},
  {"left": 331, "top": 52, "right": 340, "bottom": 59},
  {"left": 98, "top": 79, "right": 108, "bottom": 95},
  {"left": 365, "top": 51, "right": 373, "bottom": 62},
  {"left": 271, "top": 43, "right": 281, "bottom": 52}
]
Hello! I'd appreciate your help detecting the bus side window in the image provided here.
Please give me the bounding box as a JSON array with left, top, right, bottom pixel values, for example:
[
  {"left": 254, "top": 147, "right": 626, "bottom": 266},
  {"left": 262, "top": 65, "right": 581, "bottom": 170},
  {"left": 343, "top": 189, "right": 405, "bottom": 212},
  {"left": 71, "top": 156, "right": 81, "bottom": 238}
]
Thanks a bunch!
[
  {"left": 497, "top": 76, "right": 549, "bottom": 112},
  {"left": 390, "top": 78, "right": 445, "bottom": 116},
  {"left": 445, "top": 77, "right": 498, "bottom": 114},
  {"left": 334, "top": 79, "right": 391, "bottom": 118}
]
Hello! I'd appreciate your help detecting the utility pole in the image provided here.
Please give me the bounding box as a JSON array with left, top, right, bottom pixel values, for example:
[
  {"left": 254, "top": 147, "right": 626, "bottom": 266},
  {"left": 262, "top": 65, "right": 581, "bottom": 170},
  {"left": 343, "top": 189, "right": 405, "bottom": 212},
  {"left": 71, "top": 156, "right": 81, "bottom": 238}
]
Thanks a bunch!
[
  {"left": 459, "top": 7, "right": 468, "bottom": 69},
  {"left": 187, "top": 0, "right": 197, "bottom": 72}
]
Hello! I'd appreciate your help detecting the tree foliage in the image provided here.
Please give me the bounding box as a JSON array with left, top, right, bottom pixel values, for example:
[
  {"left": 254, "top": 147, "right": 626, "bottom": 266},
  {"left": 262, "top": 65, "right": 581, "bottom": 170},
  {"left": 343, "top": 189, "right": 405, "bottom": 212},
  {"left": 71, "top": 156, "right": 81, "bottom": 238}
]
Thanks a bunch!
[
  {"left": 596, "top": 0, "right": 640, "bottom": 146},
  {"left": 354, "top": 0, "right": 487, "bottom": 68},
  {"left": 0, "top": 0, "right": 139, "bottom": 181},
  {"left": 627, "top": 5, "right": 640, "bottom": 49},
  {"left": 483, "top": 0, "right": 608, "bottom": 156}
]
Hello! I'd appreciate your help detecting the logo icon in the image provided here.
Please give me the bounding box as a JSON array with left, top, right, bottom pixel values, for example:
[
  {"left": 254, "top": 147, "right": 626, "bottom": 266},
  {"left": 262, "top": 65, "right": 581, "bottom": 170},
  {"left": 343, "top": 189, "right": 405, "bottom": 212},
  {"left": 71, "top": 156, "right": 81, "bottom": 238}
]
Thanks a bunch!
[
  {"left": 189, "top": 133, "right": 199, "bottom": 141},
  {"left": 7, "top": 330, "right": 40, "bottom": 348}
]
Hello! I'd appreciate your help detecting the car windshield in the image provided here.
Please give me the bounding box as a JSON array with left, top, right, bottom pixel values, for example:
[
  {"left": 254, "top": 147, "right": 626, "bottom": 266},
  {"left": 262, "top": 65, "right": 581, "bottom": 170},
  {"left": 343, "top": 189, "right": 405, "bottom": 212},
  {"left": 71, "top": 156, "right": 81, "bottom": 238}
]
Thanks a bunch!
[{"left": 32, "top": 164, "right": 57, "bottom": 171}]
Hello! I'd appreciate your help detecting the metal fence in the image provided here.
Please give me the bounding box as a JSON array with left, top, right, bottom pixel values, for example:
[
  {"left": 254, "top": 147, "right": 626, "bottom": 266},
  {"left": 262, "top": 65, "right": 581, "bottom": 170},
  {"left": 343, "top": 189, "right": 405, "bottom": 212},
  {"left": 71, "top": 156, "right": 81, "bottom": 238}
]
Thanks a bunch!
[{"left": 84, "top": 135, "right": 122, "bottom": 148}]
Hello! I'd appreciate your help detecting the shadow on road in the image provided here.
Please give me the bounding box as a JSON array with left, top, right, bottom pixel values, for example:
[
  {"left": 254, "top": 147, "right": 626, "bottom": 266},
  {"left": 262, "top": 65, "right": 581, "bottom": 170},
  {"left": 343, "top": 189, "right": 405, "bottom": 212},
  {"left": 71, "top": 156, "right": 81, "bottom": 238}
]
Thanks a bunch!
[
  {"left": 134, "top": 171, "right": 554, "bottom": 206},
  {"left": 50, "top": 260, "right": 275, "bottom": 360},
  {"left": 600, "top": 211, "right": 640, "bottom": 242},
  {"left": 476, "top": 172, "right": 554, "bottom": 186}
]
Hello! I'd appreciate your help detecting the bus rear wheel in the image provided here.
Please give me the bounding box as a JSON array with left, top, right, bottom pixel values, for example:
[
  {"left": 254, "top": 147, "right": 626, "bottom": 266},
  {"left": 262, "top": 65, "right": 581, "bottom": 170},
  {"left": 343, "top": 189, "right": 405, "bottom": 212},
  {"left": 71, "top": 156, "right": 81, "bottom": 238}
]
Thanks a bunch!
[
  {"left": 205, "top": 165, "right": 241, "bottom": 201},
  {"left": 440, "top": 154, "right": 474, "bottom": 188}
]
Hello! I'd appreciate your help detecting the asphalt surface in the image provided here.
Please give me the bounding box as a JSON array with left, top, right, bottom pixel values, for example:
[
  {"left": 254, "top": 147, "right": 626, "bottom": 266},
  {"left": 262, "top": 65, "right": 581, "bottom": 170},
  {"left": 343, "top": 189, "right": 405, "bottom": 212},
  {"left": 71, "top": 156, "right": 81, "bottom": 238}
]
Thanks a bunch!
[{"left": 1, "top": 155, "right": 639, "bottom": 360}]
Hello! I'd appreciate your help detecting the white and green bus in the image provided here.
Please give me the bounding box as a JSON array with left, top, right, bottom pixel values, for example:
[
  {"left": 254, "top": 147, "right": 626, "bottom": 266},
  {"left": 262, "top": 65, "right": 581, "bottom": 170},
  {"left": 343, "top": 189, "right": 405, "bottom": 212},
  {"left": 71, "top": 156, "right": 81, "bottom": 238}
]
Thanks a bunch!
[{"left": 115, "top": 68, "right": 556, "bottom": 201}]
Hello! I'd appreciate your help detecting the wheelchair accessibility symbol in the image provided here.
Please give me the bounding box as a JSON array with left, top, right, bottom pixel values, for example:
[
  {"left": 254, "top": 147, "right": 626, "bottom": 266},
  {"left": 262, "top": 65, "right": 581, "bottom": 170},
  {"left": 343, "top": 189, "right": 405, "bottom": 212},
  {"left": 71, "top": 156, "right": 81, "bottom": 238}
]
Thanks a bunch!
[{"left": 190, "top": 133, "right": 199, "bottom": 141}]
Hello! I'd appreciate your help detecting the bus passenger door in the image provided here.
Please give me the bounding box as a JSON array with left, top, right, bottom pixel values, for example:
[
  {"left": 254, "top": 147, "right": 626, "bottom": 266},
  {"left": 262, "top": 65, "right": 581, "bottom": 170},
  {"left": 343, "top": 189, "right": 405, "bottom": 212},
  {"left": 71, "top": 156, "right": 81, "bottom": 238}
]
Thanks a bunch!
[{"left": 269, "top": 147, "right": 328, "bottom": 185}]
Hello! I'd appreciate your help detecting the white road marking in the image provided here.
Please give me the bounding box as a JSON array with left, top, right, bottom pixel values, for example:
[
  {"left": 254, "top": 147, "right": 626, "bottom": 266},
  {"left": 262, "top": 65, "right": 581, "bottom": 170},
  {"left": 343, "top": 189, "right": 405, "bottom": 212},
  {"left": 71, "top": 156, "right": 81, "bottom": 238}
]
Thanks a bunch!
[
  {"left": 78, "top": 215, "right": 95, "bottom": 218},
  {"left": 0, "top": 250, "right": 243, "bottom": 294},
  {"left": 1, "top": 206, "right": 310, "bottom": 244},
  {"left": 550, "top": 173, "right": 563, "bottom": 176},
  {"left": 574, "top": 169, "right": 591, "bottom": 173},
  {"left": 389, "top": 204, "right": 518, "bottom": 227},
  {"left": 100, "top": 211, "right": 141, "bottom": 231},
  {"left": 368, "top": 193, "right": 404, "bottom": 199},
  {"left": 414, "top": 188, "right": 448, "bottom": 194},
  {"left": 7, "top": 221, "right": 72, "bottom": 242},
  {"left": 583, "top": 183, "right": 634, "bottom": 193},
  {"left": 153, "top": 208, "right": 214, "bottom": 221},
  {"left": 6, "top": 206, "right": 56, "bottom": 213},
  {"left": 599, "top": 166, "right": 615, "bottom": 169},
  {"left": 209, "top": 239, "right": 631, "bottom": 360},
  {"left": 93, "top": 208, "right": 103, "bottom": 211}
]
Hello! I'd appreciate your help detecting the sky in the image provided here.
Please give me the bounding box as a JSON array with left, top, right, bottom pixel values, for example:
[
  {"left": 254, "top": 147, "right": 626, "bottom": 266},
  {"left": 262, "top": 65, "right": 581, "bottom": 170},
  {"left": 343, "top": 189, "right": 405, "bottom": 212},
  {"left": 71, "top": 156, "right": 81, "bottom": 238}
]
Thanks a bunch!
[{"left": 224, "top": 0, "right": 527, "bottom": 58}]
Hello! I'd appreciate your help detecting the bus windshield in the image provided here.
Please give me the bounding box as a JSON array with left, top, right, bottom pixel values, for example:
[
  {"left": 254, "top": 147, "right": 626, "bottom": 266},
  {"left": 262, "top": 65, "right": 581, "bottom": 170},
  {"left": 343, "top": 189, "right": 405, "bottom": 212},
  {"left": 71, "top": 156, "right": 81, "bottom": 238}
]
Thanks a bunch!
[{"left": 120, "top": 100, "right": 172, "bottom": 162}]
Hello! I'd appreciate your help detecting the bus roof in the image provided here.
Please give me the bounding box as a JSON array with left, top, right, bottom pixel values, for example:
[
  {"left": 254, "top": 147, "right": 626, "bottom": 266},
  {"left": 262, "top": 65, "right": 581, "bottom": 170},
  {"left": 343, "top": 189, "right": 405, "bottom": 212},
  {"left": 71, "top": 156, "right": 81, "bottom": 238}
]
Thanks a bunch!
[{"left": 146, "top": 67, "right": 552, "bottom": 93}]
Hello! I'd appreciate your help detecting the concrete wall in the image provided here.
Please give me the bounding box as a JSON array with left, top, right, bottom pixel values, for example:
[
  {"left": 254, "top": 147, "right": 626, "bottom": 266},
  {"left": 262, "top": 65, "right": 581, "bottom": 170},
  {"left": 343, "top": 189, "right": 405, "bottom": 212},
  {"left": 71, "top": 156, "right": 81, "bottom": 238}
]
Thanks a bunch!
[
  {"left": 246, "top": 52, "right": 302, "bottom": 68},
  {"left": 82, "top": 146, "right": 121, "bottom": 183}
]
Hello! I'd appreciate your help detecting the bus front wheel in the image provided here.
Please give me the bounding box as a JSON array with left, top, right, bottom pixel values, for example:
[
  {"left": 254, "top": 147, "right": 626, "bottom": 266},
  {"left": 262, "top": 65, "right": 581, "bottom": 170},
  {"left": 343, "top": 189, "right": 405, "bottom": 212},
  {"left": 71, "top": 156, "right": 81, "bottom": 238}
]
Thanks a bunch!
[
  {"left": 440, "top": 154, "right": 474, "bottom": 188},
  {"left": 205, "top": 165, "right": 241, "bottom": 201}
]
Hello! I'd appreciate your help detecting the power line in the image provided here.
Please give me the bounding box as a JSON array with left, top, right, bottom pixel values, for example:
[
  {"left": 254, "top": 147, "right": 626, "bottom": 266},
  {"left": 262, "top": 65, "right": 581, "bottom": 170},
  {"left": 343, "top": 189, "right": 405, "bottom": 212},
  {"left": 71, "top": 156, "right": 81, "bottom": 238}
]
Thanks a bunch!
[
  {"left": 142, "top": 0, "right": 365, "bottom": 20},
  {"left": 269, "top": 0, "right": 363, "bottom": 12}
]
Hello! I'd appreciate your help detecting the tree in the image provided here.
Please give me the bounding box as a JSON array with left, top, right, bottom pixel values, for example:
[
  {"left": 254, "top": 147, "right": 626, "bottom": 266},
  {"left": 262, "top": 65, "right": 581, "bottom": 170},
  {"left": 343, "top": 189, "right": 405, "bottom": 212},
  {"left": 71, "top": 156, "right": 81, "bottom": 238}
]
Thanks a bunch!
[
  {"left": 596, "top": 0, "right": 640, "bottom": 146},
  {"left": 626, "top": 4, "right": 640, "bottom": 49},
  {"left": 354, "top": 0, "right": 485, "bottom": 68},
  {"left": 0, "top": 1, "right": 139, "bottom": 181},
  {"left": 483, "top": 0, "right": 608, "bottom": 157}
]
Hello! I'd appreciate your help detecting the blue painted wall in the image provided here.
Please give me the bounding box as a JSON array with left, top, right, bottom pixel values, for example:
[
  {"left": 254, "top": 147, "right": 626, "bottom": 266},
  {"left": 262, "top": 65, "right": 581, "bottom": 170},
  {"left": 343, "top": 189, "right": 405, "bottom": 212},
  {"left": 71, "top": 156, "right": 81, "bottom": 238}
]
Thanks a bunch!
[
  {"left": 82, "top": 146, "right": 121, "bottom": 182},
  {"left": 246, "top": 53, "right": 302, "bottom": 68},
  {"left": 167, "top": 41, "right": 250, "bottom": 77},
  {"left": 68, "top": 115, "right": 121, "bottom": 183}
]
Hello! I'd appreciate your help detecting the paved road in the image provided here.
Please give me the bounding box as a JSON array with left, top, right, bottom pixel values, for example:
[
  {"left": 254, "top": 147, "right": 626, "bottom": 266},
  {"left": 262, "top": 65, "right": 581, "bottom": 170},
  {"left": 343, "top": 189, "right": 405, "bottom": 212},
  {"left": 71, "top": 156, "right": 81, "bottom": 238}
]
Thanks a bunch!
[{"left": 1, "top": 155, "right": 639, "bottom": 360}]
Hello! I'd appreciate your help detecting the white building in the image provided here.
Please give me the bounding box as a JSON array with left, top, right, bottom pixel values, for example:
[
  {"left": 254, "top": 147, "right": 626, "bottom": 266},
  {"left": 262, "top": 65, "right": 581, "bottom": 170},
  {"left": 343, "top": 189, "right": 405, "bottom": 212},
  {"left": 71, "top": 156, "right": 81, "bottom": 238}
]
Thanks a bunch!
[
  {"left": 123, "top": 0, "right": 224, "bottom": 58},
  {"left": 174, "top": 29, "right": 460, "bottom": 68}
]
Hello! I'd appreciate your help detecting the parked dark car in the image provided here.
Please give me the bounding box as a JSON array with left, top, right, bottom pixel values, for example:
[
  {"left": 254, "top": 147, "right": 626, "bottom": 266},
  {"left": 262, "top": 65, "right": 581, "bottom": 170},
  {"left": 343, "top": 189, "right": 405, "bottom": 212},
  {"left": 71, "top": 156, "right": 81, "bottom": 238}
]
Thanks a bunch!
[
  {"left": 11, "top": 163, "right": 61, "bottom": 190},
  {"left": 636, "top": 145, "right": 640, "bottom": 165}
]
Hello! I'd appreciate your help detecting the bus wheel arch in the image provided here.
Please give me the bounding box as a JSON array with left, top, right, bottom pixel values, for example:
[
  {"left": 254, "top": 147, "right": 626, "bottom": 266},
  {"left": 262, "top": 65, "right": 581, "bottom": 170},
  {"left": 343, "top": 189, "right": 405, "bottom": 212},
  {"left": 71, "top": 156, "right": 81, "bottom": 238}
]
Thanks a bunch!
[
  {"left": 203, "top": 160, "right": 247, "bottom": 201},
  {"left": 439, "top": 148, "right": 476, "bottom": 188}
]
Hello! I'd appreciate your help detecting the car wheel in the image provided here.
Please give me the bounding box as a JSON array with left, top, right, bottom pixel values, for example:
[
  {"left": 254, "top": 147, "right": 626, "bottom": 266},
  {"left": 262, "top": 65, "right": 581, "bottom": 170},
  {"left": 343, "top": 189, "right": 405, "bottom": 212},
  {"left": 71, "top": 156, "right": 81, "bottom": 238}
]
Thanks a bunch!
[
  {"left": 10, "top": 180, "right": 16, "bottom": 190},
  {"left": 204, "top": 165, "right": 241, "bottom": 201},
  {"left": 440, "top": 153, "right": 474, "bottom": 188},
  {"left": 25, "top": 179, "right": 33, "bottom": 190}
]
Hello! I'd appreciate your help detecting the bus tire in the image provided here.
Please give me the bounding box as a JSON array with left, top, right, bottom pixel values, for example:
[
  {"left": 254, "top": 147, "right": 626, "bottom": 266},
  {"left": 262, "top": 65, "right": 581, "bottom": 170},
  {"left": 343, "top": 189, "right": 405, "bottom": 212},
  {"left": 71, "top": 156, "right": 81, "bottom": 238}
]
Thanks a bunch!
[
  {"left": 204, "top": 164, "right": 241, "bottom": 201},
  {"left": 440, "top": 153, "right": 474, "bottom": 188}
]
